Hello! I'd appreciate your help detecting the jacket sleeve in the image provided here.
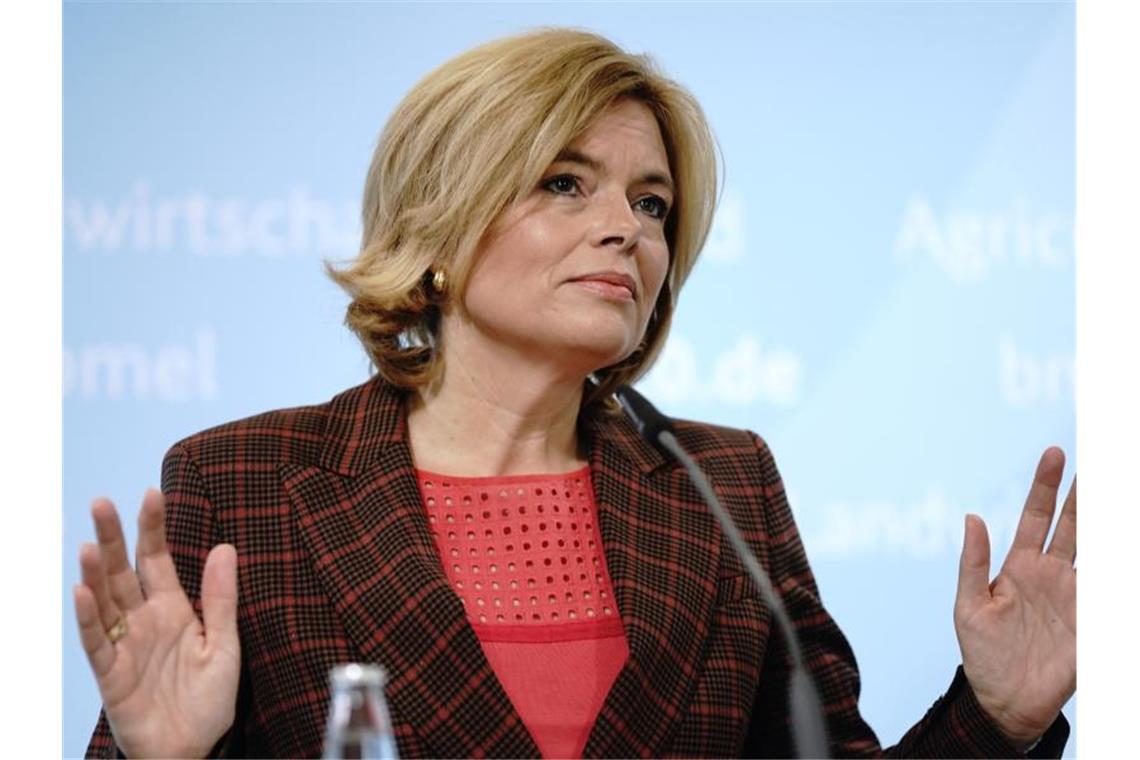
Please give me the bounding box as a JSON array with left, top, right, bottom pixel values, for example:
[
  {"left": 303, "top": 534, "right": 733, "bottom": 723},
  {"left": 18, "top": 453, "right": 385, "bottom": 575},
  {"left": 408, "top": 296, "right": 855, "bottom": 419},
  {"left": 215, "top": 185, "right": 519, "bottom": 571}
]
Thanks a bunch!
[
  {"left": 84, "top": 442, "right": 248, "bottom": 759},
  {"left": 739, "top": 434, "right": 1069, "bottom": 758}
]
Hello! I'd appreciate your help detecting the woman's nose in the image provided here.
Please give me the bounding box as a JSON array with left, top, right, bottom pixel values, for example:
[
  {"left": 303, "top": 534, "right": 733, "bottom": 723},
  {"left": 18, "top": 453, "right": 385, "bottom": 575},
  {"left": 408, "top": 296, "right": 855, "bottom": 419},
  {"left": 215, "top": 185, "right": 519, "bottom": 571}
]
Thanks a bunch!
[{"left": 590, "top": 192, "right": 641, "bottom": 252}]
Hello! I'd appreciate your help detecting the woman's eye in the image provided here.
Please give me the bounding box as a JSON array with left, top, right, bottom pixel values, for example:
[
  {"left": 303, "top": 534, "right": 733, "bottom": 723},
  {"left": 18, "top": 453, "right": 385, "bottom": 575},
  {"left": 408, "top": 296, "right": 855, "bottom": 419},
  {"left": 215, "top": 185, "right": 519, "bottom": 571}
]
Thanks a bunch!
[
  {"left": 635, "top": 195, "right": 669, "bottom": 220},
  {"left": 543, "top": 175, "right": 580, "bottom": 195}
]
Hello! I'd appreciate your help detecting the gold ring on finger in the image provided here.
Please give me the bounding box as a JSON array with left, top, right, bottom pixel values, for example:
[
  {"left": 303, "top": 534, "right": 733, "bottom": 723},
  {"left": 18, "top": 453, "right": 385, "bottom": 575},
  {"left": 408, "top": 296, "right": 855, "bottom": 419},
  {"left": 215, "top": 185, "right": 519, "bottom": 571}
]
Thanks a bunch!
[{"left": 106, "top": 616, "right": 128, "bottom": 644}]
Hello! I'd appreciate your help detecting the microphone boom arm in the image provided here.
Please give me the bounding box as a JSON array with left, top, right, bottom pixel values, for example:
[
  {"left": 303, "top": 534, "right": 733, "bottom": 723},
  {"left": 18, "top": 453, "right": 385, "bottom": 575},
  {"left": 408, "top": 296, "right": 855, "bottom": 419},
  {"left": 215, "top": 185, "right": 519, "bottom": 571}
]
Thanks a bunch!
[{"left": 615, "top": 384, "right": 830, "bottom": 759}]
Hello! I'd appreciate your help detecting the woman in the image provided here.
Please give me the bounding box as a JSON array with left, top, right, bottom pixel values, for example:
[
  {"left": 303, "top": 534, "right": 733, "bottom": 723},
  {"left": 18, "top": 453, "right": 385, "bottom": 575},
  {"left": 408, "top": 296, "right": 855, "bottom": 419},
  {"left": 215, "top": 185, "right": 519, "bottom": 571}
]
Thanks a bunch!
[{"left": 76, "top": 28, "right": 1075, "bottom": 758}]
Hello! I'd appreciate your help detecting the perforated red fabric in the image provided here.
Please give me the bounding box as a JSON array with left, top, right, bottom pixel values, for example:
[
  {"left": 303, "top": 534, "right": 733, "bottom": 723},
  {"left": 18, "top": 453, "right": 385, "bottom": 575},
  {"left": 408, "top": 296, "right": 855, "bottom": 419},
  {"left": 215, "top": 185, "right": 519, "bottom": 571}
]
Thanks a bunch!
[
  {"left": 419, "top": 467, "right": 629, "bottom": 758},
  {"left": 420, "top": 467, "right": 621, "bottom": 627}
]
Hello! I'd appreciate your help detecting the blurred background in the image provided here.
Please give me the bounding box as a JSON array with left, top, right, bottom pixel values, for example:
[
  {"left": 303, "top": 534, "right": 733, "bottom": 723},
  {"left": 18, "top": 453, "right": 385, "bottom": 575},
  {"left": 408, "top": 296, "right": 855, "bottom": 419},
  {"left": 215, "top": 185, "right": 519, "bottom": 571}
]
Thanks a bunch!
[{"left": 63, "top": 2, "right": 1074, "bottom": 756}]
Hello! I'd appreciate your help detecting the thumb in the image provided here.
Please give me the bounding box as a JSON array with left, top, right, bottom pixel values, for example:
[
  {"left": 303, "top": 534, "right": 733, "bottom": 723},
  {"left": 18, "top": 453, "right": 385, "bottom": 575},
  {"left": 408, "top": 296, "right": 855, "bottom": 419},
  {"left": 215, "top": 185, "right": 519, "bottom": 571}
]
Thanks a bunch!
[
  {"left": 956, "top": 514, "right": 991, "bottom": 615},
  {"left": 201, "top": 543, "right": 239, "bottom": 648}
]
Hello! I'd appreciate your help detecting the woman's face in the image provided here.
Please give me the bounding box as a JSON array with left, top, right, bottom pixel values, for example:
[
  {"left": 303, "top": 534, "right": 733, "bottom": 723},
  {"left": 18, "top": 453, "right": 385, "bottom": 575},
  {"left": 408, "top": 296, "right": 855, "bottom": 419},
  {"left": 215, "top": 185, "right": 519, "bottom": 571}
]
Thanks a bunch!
[{"left": 450, "top": 99, "right": 674, "bottom": 378}]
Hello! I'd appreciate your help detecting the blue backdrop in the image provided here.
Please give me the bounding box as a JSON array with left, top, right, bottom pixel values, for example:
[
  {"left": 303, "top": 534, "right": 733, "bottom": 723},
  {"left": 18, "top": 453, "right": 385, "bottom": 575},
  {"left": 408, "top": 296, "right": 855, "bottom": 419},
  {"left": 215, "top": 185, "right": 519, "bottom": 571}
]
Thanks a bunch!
[{"left": 63, "top": 2, "right": 1075, "bottom": 756}]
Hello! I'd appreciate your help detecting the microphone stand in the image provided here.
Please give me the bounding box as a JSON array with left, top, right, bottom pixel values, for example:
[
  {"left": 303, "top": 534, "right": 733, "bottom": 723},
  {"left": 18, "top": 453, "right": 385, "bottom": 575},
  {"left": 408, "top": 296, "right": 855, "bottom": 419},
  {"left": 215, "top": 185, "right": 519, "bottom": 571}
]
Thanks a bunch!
[{"left": 614, "top": 384, "right": 830, "bottom": 759}]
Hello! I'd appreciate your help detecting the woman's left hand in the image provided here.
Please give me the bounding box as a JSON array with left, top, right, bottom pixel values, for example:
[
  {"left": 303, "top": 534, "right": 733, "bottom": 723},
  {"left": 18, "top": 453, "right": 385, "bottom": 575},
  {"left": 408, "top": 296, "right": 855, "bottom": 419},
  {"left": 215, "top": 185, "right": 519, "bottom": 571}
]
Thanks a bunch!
[{"left": 954, "top": 446, "right": 1076, "bottom": 748}]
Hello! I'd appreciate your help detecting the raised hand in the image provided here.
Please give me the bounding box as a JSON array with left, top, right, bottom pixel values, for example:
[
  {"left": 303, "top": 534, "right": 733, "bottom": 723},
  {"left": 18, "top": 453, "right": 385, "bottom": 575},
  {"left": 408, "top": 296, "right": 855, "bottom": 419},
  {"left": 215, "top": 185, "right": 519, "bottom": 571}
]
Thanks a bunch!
[
  {"left": 73, "top": 490, "right": 241, "bottom": 759},
  {"left": 954, "top": 447, "right": 1076, "bottom": 747}
]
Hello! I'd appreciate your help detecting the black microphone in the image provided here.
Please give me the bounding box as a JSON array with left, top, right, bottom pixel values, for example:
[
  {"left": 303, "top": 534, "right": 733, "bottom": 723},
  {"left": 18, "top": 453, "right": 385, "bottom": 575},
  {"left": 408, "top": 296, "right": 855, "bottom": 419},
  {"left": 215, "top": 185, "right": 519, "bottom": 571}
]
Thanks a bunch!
[
  {"left": 613, "top": 382, "right": 676, "bottom": 457},
  {"left": 614, "top": 384, "right": 831, "bottom": 759}
]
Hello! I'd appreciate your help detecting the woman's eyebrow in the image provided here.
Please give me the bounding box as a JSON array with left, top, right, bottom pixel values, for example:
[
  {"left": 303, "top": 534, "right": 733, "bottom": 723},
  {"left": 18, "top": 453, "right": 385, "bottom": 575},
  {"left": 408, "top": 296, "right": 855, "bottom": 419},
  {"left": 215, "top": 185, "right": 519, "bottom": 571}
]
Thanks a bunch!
[
  {"left": 553, "top": 148, "right": 603, "bottom": 173},
  {"left": 553, "top": 148, "right": 675, "bottom": 195}
]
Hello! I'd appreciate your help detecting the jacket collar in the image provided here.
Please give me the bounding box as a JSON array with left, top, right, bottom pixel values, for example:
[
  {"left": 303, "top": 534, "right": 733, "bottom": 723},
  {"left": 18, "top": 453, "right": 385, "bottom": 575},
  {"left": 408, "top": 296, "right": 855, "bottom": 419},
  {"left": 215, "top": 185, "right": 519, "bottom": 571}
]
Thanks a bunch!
[
  {"left": 316, "top": 375, "right": 409, "bottom": 476},
  {"left": 290, "top": 376, "right": 720, "bottom": 757}
]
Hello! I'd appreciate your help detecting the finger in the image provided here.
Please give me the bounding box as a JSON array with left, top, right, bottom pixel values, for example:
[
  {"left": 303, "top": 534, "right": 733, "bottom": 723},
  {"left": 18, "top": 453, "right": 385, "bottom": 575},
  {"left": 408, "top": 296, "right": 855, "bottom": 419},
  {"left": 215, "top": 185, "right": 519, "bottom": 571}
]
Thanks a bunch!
[
  {"left": 74, "top": 584, "right": 117, "bottom": 677},
  {"left": 1046, "top": 475, "right": 1077, "bottom": 563},
  {"left": 1010, "top": 447, "right": 1065, "bottom": 554},
  {"left": 79, "top": 542, "right": 121, "bottom": 632},
  {"left": 201, "top": 544, "right": 239, "bottom": 652},
  {"left": 92, "top": 498, "right": 146, "bottom": 611},
  {"left": 956, "top": 514, "right": 992, "bottom": 615},
  {"left": 134, "top": 489, "right": 184, "bottom": 596}
]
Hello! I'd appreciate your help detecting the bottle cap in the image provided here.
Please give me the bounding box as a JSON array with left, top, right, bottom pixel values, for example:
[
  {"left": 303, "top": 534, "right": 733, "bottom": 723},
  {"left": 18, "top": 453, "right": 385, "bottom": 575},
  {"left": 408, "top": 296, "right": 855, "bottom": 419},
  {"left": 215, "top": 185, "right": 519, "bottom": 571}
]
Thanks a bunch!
[{"left": 329, "top": 663, "right": 387, "bottom": 688}]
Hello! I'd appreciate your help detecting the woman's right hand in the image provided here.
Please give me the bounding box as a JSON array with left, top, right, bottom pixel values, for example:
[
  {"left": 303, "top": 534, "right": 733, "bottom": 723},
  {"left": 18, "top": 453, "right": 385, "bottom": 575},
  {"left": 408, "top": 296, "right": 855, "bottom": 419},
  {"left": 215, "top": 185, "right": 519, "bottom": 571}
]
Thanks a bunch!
[{"left": 74, "top": 489, "right": 240, "bottom": 759}]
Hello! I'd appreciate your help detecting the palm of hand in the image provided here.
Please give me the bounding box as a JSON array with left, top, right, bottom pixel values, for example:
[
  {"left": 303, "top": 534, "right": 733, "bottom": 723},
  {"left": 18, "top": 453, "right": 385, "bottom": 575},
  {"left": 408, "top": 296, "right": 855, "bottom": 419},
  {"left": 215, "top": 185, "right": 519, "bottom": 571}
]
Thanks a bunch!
[
  {"left": 100, "top": 587, "right": 241, "bottom": 757},
  {"left": 74, "top": 490, "right": 240, "bottom": 759},
  {"left": 954, "top": 448, "right": 1076, "bottom": 746}
]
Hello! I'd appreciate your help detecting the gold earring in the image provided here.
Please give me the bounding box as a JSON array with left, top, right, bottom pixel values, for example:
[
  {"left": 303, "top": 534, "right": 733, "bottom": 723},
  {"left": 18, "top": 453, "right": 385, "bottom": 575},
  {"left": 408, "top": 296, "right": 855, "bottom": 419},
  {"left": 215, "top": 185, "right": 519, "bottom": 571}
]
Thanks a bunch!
[{"left": 431, "top": 269, "right": 448, "bottom": 295}]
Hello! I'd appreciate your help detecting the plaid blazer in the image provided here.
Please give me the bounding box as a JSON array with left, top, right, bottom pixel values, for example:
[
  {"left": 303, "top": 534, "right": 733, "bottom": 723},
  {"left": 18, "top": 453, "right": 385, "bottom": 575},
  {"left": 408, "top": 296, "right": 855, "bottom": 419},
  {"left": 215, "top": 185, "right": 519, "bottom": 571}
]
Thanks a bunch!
[{"left": 87, "top": 377, "right": 1067, "bottom": 758}]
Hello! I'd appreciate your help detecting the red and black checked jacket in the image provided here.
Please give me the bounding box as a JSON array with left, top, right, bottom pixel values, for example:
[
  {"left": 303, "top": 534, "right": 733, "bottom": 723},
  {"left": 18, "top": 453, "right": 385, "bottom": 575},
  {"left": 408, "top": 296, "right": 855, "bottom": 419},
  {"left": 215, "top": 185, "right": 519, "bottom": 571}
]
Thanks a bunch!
[{"left": 86, "top": 377, "right": 1068, "bottom": 758}]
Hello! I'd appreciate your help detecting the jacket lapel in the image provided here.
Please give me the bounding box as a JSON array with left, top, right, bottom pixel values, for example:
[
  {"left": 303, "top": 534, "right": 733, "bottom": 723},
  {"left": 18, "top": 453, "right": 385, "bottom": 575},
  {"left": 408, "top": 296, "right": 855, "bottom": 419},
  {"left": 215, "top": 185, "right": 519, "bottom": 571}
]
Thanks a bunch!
[
  {"left": 282, "top": 378, "right": 539, "bottom": 758},
  {"left": 581, "top": 413, "right": 722, "bottom": 758},
  {"left": 282, "top": 377, "right": 722, "bottom": 757}
]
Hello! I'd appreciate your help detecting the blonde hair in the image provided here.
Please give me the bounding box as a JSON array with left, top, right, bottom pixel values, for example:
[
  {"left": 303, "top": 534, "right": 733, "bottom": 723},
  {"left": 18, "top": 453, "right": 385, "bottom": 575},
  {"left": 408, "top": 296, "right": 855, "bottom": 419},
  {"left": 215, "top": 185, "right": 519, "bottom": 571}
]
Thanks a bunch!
[{"left": 327, "top": 27, "right": 719, "bottom": 416}]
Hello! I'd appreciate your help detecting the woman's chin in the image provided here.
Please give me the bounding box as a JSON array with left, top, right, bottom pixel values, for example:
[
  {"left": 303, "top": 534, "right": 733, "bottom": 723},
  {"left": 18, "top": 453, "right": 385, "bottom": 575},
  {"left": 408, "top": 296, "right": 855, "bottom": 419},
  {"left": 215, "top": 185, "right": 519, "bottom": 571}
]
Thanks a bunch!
[
  {"left": 564, "top": 337, "right": 641, "bottom": 376},
  {"left": 462, "top": 313, "right": 643, "bottom": 377}
]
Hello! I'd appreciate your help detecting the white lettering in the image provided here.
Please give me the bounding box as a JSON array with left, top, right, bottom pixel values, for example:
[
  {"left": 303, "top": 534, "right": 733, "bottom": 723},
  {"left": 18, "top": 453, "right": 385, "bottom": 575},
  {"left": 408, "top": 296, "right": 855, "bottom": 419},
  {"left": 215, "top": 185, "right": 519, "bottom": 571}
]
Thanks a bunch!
[
  {"left": 63, "top": 328, "right": 220, "bottom": 402},
  {"left": 894, "top": 196, "right": 944, "bottom": 265},
  {"left": 215, "top": 199, "right": 248, "bottom": 256},
  {"left": 894, "top": 195, "right": 1072, "bottom": 282},
  {"left": 80, "top": 344, "right": 150, "bottom": 400},
  {"left": 704, "top": 193, "right": 746, "bottom": 263},
  {"left": 641, "top": 334, "right": 803, "bottom": 407},
  {"left": 643, "top": 336, "right": 700, "bottom": 406},
  {"left": 195, "top": 329, "right": 219, "bottom": 400},
  {"left": 184, "top": 193, "right": 210, "bottom": 254},
  {"left": 998, "top": 337, "right": 1075, "bottom": 407},
  {"left": 710, "top": 335, "right": 803, "bottom": 405},
  {"left": 66, "top": 180, "right": 358, "bottom": 258},
  {"left": 803, "top": 487, "right": 1022, "bottom": 560},
  {"left": 153, "top": 346, "right": 192, "bottom": 401},
  {"left": 66, "top": 196, "right": 131, "bottom": 250}
]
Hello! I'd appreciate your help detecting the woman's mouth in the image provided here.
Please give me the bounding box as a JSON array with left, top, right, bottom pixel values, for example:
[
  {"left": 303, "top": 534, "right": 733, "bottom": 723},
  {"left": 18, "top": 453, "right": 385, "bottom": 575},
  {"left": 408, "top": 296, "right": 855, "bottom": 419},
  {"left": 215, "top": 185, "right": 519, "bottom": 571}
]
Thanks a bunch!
[{"left": 568, "top": 272, "right": 637, "bottom": 301}]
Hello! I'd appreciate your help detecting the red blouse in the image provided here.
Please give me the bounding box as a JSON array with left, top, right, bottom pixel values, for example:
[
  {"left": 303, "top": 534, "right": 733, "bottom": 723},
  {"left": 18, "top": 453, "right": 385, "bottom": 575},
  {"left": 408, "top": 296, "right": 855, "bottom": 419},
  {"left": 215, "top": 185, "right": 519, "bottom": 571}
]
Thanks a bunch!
[{"left": 419, "top": 467, "right": 629, "bottom": 759}]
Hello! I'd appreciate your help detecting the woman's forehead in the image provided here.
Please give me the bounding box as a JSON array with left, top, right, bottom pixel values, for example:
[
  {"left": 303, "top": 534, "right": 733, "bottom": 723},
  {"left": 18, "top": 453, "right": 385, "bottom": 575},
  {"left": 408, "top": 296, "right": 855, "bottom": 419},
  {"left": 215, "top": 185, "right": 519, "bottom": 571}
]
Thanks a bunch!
[{"left": 556, "top": 101, "right": 672, "bottom": 182}]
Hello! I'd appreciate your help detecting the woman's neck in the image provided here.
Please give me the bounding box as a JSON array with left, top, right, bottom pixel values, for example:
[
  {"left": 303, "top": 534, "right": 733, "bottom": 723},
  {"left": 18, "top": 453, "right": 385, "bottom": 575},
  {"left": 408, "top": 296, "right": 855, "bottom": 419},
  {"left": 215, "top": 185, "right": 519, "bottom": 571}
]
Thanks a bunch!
[{"left": 405, "top": 340, "right": 590, "bottom": 478}]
